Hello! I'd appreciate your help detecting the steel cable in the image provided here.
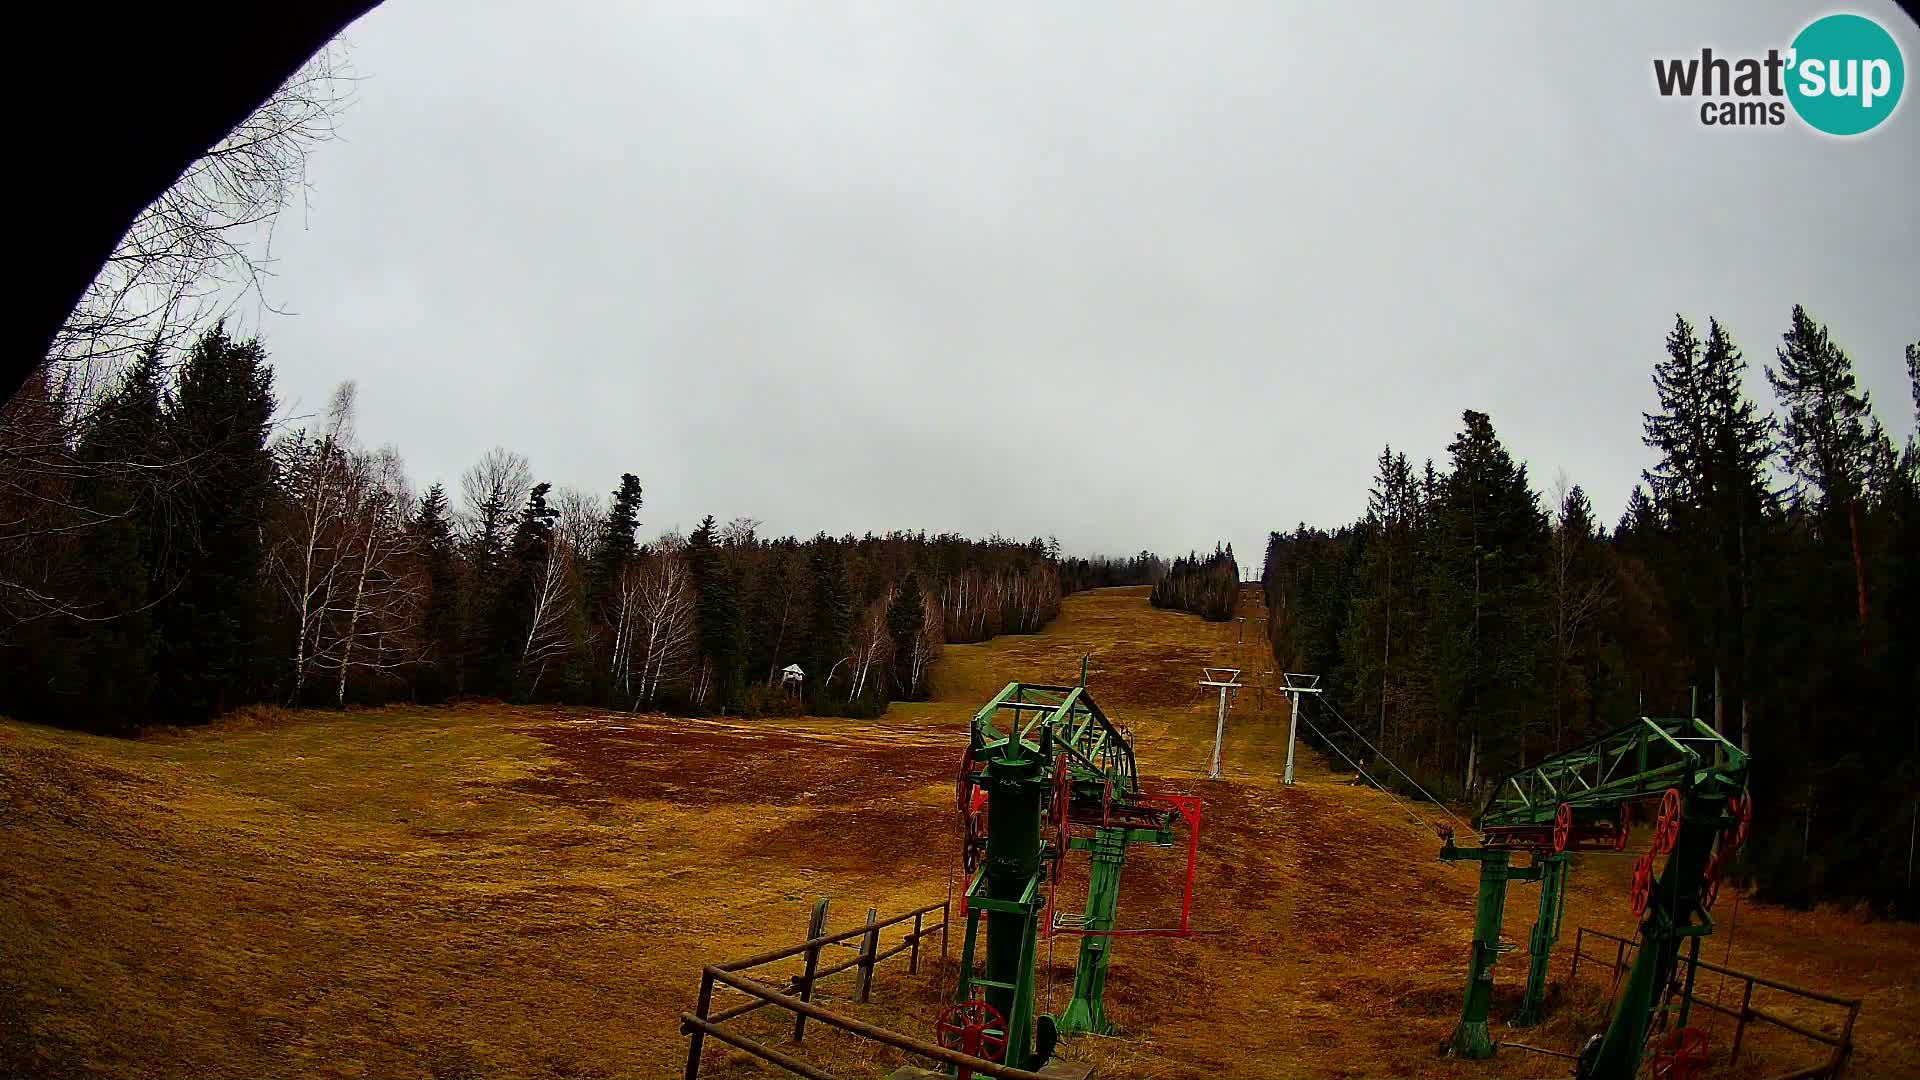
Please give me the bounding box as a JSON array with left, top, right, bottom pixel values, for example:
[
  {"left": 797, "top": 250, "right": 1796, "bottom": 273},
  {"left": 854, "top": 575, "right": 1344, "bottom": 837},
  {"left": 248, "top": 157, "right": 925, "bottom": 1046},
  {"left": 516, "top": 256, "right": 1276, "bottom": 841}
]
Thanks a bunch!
[{"left": 1316, "top": 695, "right": 1481, "bottom": 840}]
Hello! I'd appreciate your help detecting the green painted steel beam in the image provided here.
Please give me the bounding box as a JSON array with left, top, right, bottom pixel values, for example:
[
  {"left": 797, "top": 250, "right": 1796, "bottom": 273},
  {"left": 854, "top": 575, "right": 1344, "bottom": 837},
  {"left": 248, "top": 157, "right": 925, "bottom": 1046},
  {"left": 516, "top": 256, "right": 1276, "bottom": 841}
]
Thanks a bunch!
[{"left": 1478, "top": 716, "right": 1746, "bottom": 830}]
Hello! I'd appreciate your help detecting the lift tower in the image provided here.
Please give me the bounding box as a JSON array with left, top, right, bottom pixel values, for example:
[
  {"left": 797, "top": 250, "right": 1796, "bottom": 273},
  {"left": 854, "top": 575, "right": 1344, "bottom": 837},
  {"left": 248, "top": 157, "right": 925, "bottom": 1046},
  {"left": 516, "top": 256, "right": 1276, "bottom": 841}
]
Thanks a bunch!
[
  {"left": 952, "top": 682, "right": 1203, "bottom": 1072},
  {"left": 1436, "top": 714, "right": 1749, "bottom": 1078}
]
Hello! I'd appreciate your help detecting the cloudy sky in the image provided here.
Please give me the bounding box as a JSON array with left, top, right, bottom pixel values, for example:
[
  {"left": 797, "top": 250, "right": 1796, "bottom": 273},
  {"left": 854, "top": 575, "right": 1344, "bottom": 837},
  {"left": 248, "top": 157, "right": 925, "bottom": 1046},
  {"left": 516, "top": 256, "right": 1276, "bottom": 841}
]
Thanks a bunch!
[{"left": 243, "top": 1, "right": 1919, "bottom": 569}]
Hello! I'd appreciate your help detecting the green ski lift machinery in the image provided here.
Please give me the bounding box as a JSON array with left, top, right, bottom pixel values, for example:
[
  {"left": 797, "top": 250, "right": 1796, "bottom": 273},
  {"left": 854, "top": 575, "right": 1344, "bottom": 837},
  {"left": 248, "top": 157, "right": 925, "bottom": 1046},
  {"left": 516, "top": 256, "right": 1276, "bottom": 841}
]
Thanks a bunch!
[
  {"left": 1436, "top": 713, "right": 1750, "bottom": 1080},
  {"left": 944, "top": 679, "right": 1203, "bottom": 1073}
]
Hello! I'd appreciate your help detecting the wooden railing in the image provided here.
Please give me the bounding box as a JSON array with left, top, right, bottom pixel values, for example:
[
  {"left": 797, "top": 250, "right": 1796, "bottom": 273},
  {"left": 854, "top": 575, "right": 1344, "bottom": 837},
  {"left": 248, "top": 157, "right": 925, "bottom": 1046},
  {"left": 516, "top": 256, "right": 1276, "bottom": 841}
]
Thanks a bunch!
[
  {"left": 680, "top": 897, "right": 1056, "bottom": 1080},
  {"left": 1569, "top": 926, "right": 1862, "bottom": 1079}
]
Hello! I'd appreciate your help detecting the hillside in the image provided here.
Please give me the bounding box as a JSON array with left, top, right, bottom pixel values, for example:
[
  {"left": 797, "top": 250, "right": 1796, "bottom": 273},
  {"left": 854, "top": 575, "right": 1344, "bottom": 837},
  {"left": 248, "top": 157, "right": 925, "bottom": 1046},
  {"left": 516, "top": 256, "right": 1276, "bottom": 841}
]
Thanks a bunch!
[{"left": 3, "top": 587, "right": 1915, "bottom": 1079}]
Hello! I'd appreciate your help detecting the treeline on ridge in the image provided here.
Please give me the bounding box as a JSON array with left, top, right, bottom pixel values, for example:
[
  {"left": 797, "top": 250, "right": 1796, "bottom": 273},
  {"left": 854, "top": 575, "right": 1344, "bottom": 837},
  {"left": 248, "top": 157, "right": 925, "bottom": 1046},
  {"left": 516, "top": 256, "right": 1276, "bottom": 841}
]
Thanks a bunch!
[
  {"left": 1059, "top": 551, "right": 1166, "bottom": 594},
  {"left": 0, "top": 326, "right": 1074, "bottom": 731},
  {"left": 1151, "top": 544, "right": 1240, "bottom": 621},
  {"left": 1264, "top": 306, "right": 1918, "bottom": 915}
]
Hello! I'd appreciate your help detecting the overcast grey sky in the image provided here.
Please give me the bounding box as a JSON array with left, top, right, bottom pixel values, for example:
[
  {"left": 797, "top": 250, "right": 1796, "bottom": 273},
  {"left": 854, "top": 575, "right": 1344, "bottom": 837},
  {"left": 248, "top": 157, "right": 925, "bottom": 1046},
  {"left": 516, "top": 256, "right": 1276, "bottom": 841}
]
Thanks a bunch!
[{"left": 245, "top": 1, "right": 1919, "bottom": 570}]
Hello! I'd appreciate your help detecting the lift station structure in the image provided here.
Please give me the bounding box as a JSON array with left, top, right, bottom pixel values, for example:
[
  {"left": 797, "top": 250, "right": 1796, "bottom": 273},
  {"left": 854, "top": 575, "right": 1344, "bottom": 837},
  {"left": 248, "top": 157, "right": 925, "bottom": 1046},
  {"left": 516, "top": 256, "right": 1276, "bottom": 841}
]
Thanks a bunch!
[
  {"left": 1436, "top": 713, "right": 1751, "bottom": 1080},
  {"left": 947, "top": 681, "right": 1202, "bottom": 1073}
]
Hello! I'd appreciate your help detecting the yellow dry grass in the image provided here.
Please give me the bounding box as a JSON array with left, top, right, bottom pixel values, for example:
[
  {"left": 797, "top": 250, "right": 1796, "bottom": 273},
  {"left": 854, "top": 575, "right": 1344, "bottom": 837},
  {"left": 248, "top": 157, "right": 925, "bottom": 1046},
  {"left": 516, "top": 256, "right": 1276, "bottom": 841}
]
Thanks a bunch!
[{"left": 2, "top": 586, "right": 1915, "bottom": 1079}]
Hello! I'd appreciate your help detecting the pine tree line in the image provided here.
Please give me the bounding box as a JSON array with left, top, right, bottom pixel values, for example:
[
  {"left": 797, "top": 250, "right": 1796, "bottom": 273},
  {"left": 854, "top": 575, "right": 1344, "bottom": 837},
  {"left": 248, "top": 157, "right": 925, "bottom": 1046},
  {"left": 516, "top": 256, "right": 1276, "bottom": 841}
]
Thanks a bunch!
[
  {"left": 1150, "top": 543, "right": 1240, "bottom": 621},
  {"left": 1263, "top": 307, "right": 1919, "bottom": 915},
  {"left": 1060, "top": 551, "right": 1166, "bottom": 594},
  {"left": 0, "top": 327, "right": 1072, "bottom": 729}
]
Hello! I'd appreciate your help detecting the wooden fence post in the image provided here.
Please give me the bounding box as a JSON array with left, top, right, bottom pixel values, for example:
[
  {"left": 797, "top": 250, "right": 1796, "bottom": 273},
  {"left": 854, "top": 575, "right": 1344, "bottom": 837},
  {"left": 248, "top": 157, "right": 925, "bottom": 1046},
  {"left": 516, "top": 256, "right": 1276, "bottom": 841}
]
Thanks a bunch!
[
  {"left": 791, "top": 898, "right": 830, "bottom": 1043},
  {"left": 1570, "top": 928, "right": 1583, "bottom": 984},
  {"left": 909, "top": 910, "right": 924, "bottom": 975},
  {"left": 684, "top": 969, "right": 715, "bottom": 1080},
  {"left": 855, "top": 908, "right": 880, "bottom": 1003}
]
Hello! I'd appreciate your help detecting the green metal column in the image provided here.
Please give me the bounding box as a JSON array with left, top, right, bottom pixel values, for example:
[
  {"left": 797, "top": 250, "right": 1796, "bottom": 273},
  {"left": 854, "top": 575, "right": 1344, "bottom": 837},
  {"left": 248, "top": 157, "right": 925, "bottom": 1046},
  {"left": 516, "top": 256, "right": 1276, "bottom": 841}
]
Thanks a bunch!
[
  {"left": 1447, "top": 846, "right": 1511, "bottom": 1059},
  {"left": 1511, "top": 854, "right": 1567, "bottom": 1028},
  {"left": 981, "top": 746, "right": 1045, "bottom": 1069},
  {"left": 1578, "top": 792, "right": 1722, "bottom": 1080},
  {"left": 1058, "top": 827, "right": 1128, "bottom": 1036}
]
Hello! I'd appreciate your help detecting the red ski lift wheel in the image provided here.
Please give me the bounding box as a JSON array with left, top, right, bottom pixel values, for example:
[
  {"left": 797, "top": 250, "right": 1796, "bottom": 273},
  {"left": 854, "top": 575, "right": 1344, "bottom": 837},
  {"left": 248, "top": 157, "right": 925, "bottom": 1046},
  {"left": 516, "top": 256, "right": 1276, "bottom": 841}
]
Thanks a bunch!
[
  {"left": 1700, "top": 852, "right": 1723, "bottom": 913},
  {"left": 1630, "top": 850, "right": 1657, "bottom": 919},
  {"left": 936, "top": 996, "right": 1007, "bottom": 1078},
  {"left": 1650, "top": 1026, "right": 1709, "bottom": 1080},
  {"left": 1654, "top": 787, "right": 1684, "bottom": 855},
  {"left": 1553, "top": 802, "right": 1573, "bottom": 854},
  {"left": 955, "top": 744, "right": 976, "bottom": 819},
  {"left": 1726, "top": 791, "right": 1753, "bottom": 852},
  {"left": 962, "top": 786, "right": 989, "bottom": 876}
]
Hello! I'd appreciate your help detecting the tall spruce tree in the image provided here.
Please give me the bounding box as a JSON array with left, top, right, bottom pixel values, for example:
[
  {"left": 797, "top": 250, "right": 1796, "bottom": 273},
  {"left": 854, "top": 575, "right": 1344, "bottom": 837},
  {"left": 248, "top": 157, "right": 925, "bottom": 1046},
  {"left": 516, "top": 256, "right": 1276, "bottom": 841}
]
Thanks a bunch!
[
  {"left": 1427, "top": 410, "right": 1548, "bottom": 788},
  {"left": 806, "top": 537, "right": 853, "bottom": 707},
  {"left": 61, "top": 349, "right": 168, "bottom": 728},
  {"left": 687, "top": 515, "right": 743, "bottom": 708},
  {"left": 415, "top": 484, "right": 461, "bottom": 700},
  {"left": 888, "top": 572, "right": 926, "bottom": 699},
  {"left": 587, "top": 473, "right": 642, "bottom": 618},
  {"left": 481, "top": 482, "right": 558, "bottom": 699},
  {"left": 1767, "top": 306, "right": 1877, "bottom": 636},
  {"left": 1643, "top": 316, "right": 1773, "bottom": 748},
  {"left": 1341, "top": 446, "right": 1417, "bottom": 748},
  {"left": 152, "top": 324, "right": 276, "bottom": 721}
]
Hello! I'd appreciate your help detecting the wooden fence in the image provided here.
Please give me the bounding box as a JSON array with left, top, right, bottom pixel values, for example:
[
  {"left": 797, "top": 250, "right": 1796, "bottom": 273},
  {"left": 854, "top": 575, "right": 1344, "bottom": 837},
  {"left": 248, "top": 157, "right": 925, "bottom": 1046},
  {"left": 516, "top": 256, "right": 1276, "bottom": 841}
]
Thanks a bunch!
[
  {"left": 1569, "top": 926, "right": 1862, "bottom": 1079},
  {"left": 680, "top": 896, "right": 1057, "bottom": 1080}
]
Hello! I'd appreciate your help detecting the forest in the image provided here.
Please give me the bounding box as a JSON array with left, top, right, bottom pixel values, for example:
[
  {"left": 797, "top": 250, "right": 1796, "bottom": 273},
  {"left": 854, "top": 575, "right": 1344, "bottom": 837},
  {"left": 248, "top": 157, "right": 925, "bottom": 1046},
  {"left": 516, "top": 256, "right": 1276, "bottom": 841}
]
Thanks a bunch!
[
  {"left": 0, "top": 327, "right": 1075, "bottom": 730},
  {"left": 1263, "top": 307, "right": 1919, "bottom": 915},
  {"left": 1150, "top": 544, "right": 1241, "bottom": 621}
]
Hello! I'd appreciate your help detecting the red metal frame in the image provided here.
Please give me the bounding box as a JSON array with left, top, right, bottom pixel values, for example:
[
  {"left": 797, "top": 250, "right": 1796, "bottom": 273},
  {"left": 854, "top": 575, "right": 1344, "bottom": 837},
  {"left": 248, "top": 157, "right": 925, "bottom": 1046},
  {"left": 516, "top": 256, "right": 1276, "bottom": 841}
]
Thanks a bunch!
[{"left": 1048, "top": 793, "right": 1204, "bottom": 940}]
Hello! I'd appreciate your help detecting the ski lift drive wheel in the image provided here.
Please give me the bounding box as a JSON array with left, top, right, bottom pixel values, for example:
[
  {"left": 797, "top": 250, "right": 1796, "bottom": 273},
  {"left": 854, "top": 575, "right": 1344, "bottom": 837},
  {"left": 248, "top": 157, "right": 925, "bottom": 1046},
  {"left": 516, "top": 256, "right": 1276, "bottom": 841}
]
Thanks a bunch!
[
  {"left": 1650, "top": 1026, "right": 1709, "bottom": 1080},
  {"left": 1654, "top": 787, "right": 1684, "bottom": 855},
  {"left": 1700, "top": 851, "right": 1723, "bottom": 913},
  {"left": 1727, "top": 790, "right": 1753, "bottom": 851},
  {"left": 1553, "top": 801, "right": 1573, "bottom": 854},
  {"left": 1630, "top": 850, "right": 1656, "bottom": 918},
  {"left": 936, "top": 996, "right": 1008, "bottom": 1077}
]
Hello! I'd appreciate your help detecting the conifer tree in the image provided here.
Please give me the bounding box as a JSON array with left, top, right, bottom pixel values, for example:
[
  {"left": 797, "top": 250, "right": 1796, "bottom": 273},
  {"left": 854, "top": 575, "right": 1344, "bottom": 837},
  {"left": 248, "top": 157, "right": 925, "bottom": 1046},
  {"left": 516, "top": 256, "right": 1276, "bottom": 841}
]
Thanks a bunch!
[
  {"left": 481, "top": 482, "right": 558, "bottom": 698},
  {"left": 806, "top": 538, "right": 853, "bottom": 706},
  {"left": 1642, "top": 316, "right": 1773, "bottom": 747},
  {"left": 1768, "top": 306, "right": 1877, "bottom": 635},
  {"left": 1427, "top": 410, "right": 1548, "bottom": 786},
  {"left": 888, "top": 572, "right": 927, "bottom": 698},
  {"left": 415, "top": 484, "right": 461, "bottom": 699},
  {"left": 152, "top": 324, "right": 276, "bottom": 720},
  {"left": 687, "top": 515, "right": 743, "bottom": 708},
  {"left": 62, "top": 349, "right": 167, "bottom": 728},
  {"left": 587, "top": 473, "right": 642, "bottom": 617}
]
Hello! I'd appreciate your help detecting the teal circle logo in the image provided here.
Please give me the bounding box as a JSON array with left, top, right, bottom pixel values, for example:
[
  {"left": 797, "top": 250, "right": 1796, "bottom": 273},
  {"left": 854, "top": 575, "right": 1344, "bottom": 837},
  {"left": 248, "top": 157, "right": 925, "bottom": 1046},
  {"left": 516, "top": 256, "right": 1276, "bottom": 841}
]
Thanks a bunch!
[{"left": 1787, "top": 14, "right": 1905, "bottom": 135}]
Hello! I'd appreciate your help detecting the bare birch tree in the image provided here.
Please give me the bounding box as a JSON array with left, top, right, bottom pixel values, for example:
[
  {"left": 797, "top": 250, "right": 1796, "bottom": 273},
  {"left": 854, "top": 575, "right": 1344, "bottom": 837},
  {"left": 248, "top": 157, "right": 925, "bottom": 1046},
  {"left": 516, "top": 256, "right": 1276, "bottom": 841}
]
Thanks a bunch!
[
  {"left": 848, "top": 590, "right": 894, "bottom": 700},
  {"left": 269, "top": 381, "right": 356, "bottom": 700},
  {"left": 519, "top": 531, "right": 577, "bottom": 696},
  {"left": 315, "top": 446, "right": 424, "bottom": 705},
  {"left": 633, "top": 545, "right": 698, "bottom": 706}
]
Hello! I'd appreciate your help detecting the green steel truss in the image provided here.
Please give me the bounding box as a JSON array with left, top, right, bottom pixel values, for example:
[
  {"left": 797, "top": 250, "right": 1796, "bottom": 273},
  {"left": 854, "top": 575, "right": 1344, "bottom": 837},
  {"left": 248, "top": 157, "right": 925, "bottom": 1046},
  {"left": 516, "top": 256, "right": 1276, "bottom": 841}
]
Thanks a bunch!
[
  {"left": 1478, "top": 716, "right": 1747, "bottom": 832},
  {"left": 969, "top": 681, "right": 1141, "bottom": 801},
  {"left": 1439, "top": 715, "right": 1749, "bottom": 1078}
]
